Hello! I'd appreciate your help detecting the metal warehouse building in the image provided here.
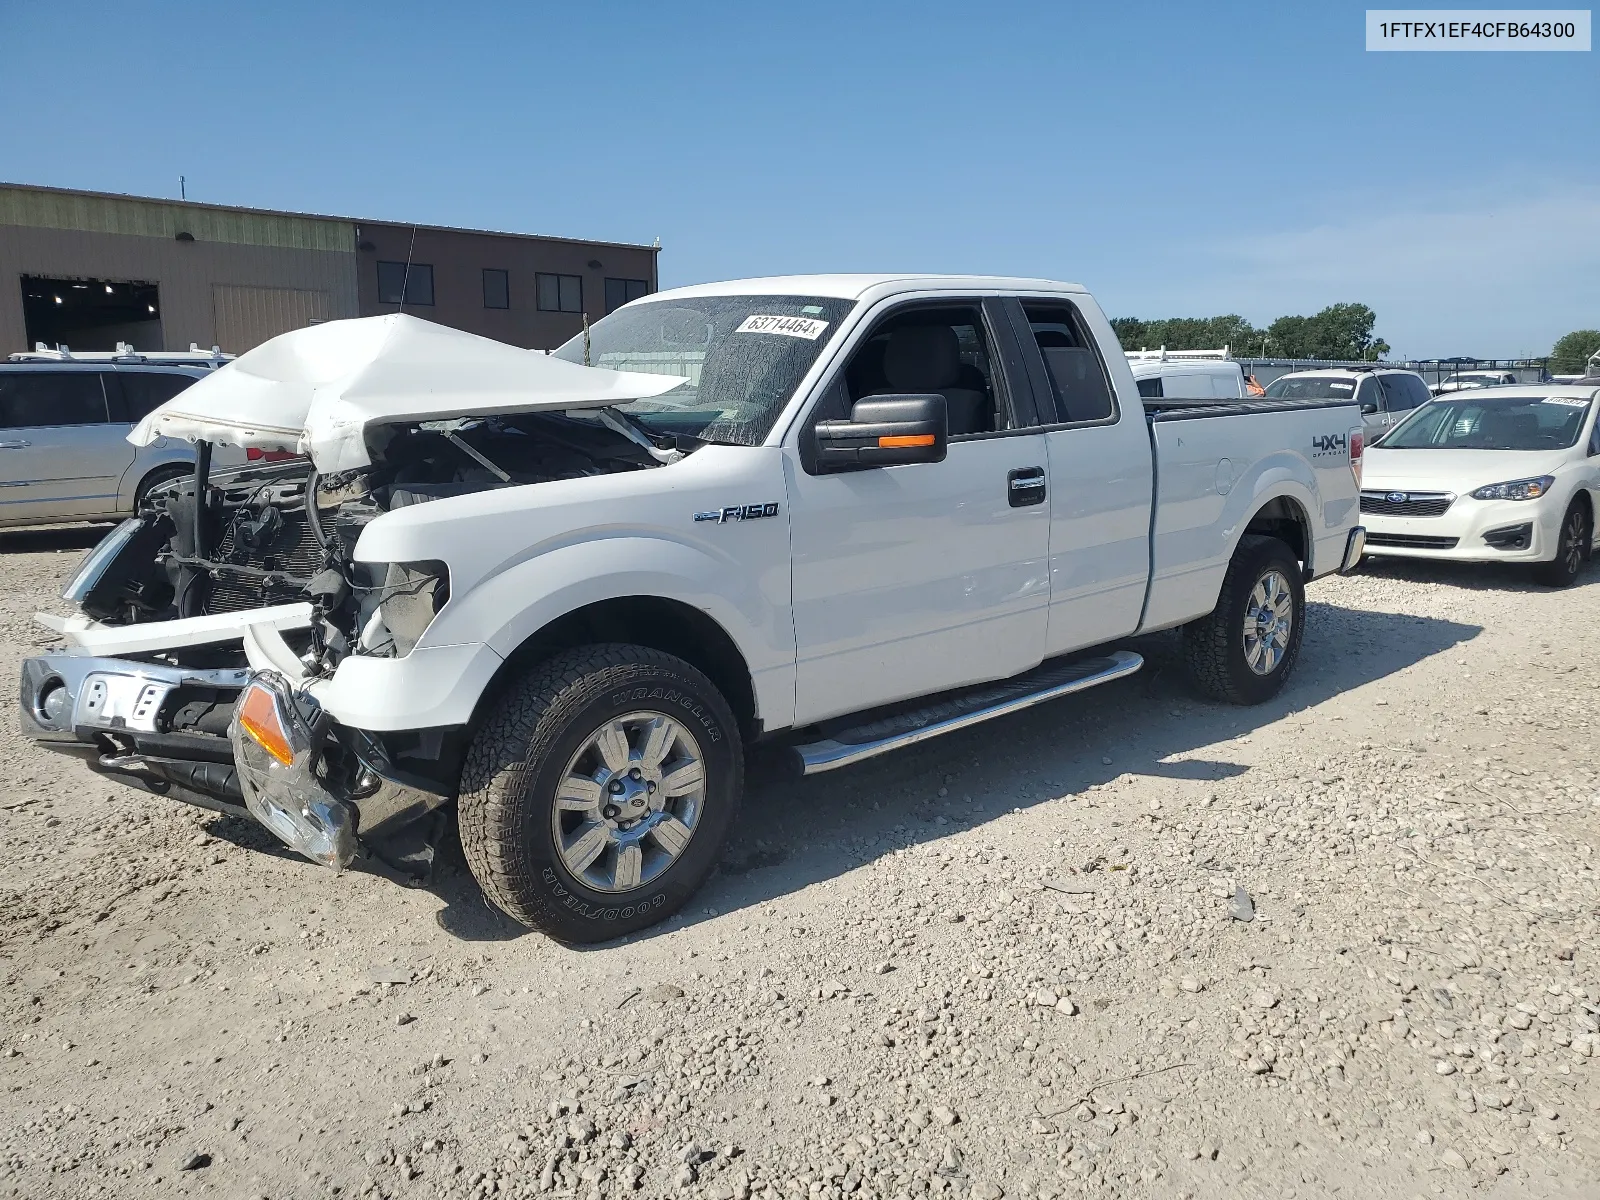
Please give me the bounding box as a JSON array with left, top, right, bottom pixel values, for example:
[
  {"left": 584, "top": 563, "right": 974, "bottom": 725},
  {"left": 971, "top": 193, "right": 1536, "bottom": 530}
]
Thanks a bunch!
[{"left": 0, "top": 183, "right": 659, "bottom": 355}]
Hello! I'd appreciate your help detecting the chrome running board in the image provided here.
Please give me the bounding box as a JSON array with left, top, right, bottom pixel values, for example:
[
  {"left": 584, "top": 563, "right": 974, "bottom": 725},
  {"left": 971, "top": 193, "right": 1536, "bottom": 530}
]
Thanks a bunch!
[{"left": 792, "top": 650, "right": 1144, "bottom": 776}]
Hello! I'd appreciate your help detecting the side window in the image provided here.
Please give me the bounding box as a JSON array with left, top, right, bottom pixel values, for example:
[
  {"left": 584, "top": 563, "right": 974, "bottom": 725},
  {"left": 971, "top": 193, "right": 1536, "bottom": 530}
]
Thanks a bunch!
[
  {"left": 840, "top": 304, "right": 999, "bottom": 437},
  {"left": 1410, "top": 377, "right": 1433, "bottom": 408},
  {"left": 1020, "top": 302, "right": 1115, "bottom": 424},
  {"left": 119, "top": 372, "right": 196, "bottom": 421},
  {"left": 1355, "top": 377, "right": 1381, "bottom": 412},
  {"left": 1377, "top": 374, "right": 1406, "bottom": 411},
  {"left": 0, "top": 372, "right": 109, "bottom": 429},
  {"left": 1589, "top": 416, "right": 1600, "bottom": 457},
  {"left": 1136, "top": 377, "right": 1163, "bottom": 398}
]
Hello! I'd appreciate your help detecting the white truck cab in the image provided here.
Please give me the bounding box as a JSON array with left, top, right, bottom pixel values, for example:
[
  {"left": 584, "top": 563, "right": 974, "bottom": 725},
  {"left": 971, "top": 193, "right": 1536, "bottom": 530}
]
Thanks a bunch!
[{"left": 21, "top": 276, "right": 1365, "bottom": 941}]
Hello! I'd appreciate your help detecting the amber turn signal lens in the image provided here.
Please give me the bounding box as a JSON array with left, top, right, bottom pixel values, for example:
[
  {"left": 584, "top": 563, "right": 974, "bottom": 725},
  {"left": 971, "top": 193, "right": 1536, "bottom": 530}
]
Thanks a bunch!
[
  {"left": 878, "top": 434, "right": 935, "bottom": 448},
  {"left": 238, "top": 684, "right": 294, "bottom": 765}
]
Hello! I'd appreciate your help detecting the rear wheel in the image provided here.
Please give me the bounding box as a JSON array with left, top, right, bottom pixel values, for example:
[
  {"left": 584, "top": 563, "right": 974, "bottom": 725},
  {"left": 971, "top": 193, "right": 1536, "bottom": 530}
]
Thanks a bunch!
[
  {"left": 1183, "top": 535, "right": 1305, "bottom": 705},
  {"left": 457, "top": 644, "right": 743, "bottom": 943},
  {"left": 1533, "top": 500, "right": 1590, "bottom": 588}
]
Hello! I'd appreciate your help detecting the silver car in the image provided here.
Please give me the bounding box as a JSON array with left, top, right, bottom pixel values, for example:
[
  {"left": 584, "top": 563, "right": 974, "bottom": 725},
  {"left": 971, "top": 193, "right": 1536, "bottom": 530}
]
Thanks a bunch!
[{"left": 0, "top": 351, "right": 243, "bottom": 527}]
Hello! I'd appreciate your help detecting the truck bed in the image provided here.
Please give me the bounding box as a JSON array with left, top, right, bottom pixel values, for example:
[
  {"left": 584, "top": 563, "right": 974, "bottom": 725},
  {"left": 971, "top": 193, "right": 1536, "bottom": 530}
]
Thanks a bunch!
[{"left": 1137, "top": 397, "right": 1363, "bottom": 633}]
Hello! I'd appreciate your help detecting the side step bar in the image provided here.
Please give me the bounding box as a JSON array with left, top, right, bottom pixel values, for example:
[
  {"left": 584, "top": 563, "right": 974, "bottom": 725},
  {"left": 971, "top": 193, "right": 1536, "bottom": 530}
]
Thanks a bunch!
[{"left": 792, "top": 650, "right": 1143, "bottom": 776}]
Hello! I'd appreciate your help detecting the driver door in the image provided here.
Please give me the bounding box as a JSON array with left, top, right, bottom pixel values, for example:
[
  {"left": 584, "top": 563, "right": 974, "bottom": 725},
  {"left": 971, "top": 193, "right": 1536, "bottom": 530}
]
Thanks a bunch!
[{"left": 784, "top": 299, "right": 1051, "bottom": 726}]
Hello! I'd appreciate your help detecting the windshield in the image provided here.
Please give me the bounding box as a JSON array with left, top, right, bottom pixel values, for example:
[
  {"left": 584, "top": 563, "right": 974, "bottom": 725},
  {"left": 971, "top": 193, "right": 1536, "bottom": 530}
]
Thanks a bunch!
[
  {"left": 551, "top": 294, "right": 854, "bottom": 445},
  {"left": 1382, "top": 395, "right": 1592, "bottom": 451},
  {"left": 1263, "top": 374, "right": 1356, "bottom": 400}
]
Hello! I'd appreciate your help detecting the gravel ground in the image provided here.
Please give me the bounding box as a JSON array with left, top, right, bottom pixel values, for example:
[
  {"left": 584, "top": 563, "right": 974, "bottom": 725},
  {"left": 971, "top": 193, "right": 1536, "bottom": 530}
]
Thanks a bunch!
[{"left": 2, "top": 527, "right": 1598, "bottom": 1200}]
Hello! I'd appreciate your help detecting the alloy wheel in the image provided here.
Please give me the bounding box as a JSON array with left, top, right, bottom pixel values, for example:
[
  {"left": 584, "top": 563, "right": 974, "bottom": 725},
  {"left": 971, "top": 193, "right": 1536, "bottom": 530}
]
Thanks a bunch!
[
  {"left": 1242, "top": 569, "right": 1294, "bottom": 676},
  {"left": 550, "top": 711, "right": 706, "bottom": 893}
]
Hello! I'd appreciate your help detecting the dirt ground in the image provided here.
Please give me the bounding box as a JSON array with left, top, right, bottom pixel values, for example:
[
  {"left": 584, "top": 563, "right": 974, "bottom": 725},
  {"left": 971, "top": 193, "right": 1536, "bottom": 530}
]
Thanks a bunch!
[{"left": 2, "top": 526, "right": 1597, "bottom": 1200}]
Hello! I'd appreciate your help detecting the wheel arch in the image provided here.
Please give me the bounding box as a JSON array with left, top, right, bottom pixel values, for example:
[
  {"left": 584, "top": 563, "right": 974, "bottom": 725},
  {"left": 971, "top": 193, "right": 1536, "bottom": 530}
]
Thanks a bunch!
[
  {"left": 1241, "top": 493, "right": 1313, "bottom": 574},
  {"left": 477, "top": 596, "right": 761, "bottom": 744}
]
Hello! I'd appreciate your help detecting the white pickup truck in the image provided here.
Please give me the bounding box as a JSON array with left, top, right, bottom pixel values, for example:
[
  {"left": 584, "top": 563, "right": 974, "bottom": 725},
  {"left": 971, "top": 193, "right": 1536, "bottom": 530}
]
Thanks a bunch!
[{"left": 20, "top": 275, "right": 1366, "bottom": 942}]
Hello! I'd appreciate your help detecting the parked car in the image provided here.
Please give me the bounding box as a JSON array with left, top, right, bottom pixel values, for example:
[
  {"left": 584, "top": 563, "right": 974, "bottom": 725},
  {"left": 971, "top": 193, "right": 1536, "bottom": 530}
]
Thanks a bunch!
[
  {"left": 1124, "top": 350, "right": 1248, "bottom": 399},
  {"left": 1264, "top": 367, "right": 1431, "bottom": 442},
  {"left": 20, "top": 280, "right": 1366, "bottom": 942},
  {"left": 0, "top": 346, "right": 240, "bottom": 527},
  {"left": 1359, "top": 385, "right": 1600, "bottom": 586},
  {"left": 1432, "top": 370, "right": 1521, "bottom": 395}
]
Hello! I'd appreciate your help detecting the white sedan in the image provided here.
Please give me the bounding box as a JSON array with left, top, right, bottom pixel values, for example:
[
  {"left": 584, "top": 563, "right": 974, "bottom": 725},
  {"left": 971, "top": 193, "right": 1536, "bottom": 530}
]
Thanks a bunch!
[{"left": 1360, "top": 385, "right": 1600, "bottom": 586}]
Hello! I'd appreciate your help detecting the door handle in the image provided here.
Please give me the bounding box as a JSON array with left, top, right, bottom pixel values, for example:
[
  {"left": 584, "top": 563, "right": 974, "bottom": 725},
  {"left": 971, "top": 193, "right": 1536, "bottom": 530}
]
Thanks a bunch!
[
  {"left": 1008, "top": 466, "right": 1047, "bottom": 508},
  {"left": 0, "top": 440, "right": 31, "bottom": 449}
]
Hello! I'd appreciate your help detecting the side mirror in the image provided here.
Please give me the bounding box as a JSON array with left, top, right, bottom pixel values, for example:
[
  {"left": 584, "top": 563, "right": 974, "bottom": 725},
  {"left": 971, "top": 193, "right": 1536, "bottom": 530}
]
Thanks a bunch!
[
  {"left": 814, "top": 394, "right": 948, "bottom": 472},
  {"left": 1360, "top": 401, "right": 1379, "bottom": 415}
]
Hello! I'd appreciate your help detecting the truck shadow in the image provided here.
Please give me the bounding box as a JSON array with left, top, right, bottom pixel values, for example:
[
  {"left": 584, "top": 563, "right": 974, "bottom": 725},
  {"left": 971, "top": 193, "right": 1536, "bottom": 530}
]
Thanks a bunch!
[{"left": 427, "top": 599, "right": 1481, "bottom": 943}]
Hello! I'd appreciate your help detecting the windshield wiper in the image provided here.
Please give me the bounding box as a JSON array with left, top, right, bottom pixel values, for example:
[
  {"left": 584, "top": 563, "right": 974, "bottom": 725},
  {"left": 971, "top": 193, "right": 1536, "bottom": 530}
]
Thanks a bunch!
[{"left": 596, "top": 407, "right": 686, "bottom": 465}]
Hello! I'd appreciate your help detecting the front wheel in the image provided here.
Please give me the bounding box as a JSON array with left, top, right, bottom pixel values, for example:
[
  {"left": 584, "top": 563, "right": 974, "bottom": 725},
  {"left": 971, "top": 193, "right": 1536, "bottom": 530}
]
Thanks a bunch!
[
  {"left": 458, "top": 644, "right": 743, "bottom": 943},
  {"left": 1183, "top": 535, "right": 1306, "bottom": 705},
  {"left": 1533, "top": 501, "right": 1591, "bottom": 588}
]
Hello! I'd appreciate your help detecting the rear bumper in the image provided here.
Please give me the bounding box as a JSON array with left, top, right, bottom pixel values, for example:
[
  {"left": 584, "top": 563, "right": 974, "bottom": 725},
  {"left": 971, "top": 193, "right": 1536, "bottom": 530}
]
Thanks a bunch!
[{"left": 1339, "top": 526, "right": 1366, "bottom": 574}]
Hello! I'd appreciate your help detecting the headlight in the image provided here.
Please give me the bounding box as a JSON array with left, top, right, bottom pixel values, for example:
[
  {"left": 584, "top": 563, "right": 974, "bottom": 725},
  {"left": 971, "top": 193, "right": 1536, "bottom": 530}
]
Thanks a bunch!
[
  {"left": 353, "top": 560, "right": 450, "bottom": 657},
  {"left": 1471, "top": 476, "right": 1554, "bottom": 502}
]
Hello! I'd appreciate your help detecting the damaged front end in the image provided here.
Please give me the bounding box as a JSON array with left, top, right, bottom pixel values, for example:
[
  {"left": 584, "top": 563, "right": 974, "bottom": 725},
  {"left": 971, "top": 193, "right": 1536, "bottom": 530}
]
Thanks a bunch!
[{"left": 22, "top": 407, "right": 667, "bottom": 879}]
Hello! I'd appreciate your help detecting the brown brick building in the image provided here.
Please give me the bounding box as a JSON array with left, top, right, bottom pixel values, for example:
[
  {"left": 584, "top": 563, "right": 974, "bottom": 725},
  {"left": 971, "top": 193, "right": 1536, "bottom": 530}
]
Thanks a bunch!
[{"left": 0, "top": 183, "right": 659, "bottom": 355}]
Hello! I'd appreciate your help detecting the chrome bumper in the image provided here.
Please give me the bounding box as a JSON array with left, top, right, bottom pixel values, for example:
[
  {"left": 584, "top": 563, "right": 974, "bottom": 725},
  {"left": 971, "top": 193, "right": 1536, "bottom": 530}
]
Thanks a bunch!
[
  {"left": 19, "top": 653, "right": 251, "bottom": 746},
  {"left": 20, "top": 655, "right": 449, "bottom": 869},
  {"left": 230, "top": 670, "right": 448, "bottom": 871},
  {"left": 1339, "top": 526, "right": 1367, "bottom": 573}
]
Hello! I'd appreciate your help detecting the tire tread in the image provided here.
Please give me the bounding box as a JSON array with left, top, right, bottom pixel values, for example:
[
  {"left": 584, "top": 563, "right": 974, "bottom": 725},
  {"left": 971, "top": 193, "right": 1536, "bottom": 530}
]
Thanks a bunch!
[{"left": 1182, "top": 535, "right": 1302, "bottom": 705}]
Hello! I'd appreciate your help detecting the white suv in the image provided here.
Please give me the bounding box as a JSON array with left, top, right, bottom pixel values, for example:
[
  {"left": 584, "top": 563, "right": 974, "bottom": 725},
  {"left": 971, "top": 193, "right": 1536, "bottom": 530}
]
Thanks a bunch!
[{"left": 1264, "top": 368, "right": 1432, "bottom": 441}]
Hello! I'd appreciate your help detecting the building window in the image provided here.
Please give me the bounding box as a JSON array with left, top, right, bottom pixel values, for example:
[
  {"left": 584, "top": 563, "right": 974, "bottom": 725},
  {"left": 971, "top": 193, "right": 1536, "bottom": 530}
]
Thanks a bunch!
[
  {"left": 537, "top": 273, "right": 582, "bottom": 313},
  {"left": 376, "top": 261, "right": 434, "bottom": 306},
  {"left": 482, "top": 268, "right": 510, "bottom": 310},
  {"left": 604, "top": 277, "right": 650, "bottom": 315}
]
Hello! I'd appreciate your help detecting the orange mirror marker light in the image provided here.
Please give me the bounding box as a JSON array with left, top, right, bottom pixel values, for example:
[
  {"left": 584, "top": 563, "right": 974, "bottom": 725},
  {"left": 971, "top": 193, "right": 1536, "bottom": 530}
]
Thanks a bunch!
[
  {"left": 238, "top": 684, "right": 295, "bottom": 765},
  {"left": 878, "top": 434, "right": 935, "bottom": 448}
]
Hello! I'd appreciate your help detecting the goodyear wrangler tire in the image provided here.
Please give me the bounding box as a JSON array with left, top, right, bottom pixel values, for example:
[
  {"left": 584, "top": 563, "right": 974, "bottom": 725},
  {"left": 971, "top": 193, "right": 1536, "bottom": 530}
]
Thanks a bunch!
[
  {"left": 1182, "top": 535, "right": 1305, "bottom": 706},
  {"left": 458, "top": 644, "right": 743, "bottom": 943}
]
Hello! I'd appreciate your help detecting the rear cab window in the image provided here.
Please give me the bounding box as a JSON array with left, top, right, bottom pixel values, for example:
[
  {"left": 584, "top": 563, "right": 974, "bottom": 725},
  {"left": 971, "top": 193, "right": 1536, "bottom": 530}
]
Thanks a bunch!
[{"left": 1020, "top": 302, "right": 1116, "bottom": 424}]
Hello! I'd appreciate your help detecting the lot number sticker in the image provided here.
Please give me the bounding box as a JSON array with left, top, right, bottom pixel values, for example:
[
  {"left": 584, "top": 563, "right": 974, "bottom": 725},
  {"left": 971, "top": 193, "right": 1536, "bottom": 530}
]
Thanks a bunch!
[{"left": 736, "top": 314, "right": 829, "bottom": 340}]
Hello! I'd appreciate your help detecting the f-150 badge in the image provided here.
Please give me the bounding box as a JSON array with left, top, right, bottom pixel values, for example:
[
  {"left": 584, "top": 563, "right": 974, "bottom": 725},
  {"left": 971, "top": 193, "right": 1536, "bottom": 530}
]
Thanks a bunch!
[{"left": 695, "top": 503, "right": 780, "bottom": 523}]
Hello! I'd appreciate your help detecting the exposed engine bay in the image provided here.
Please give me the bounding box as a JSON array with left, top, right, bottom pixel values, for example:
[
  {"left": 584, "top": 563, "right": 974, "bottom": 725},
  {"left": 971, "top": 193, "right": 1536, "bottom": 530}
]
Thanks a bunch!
[
  {"left": 29, "top": 411, "right": 669, "bottom": 875},
  {"left": 75, "top": 411, "right": 664, "bottom": 672}
]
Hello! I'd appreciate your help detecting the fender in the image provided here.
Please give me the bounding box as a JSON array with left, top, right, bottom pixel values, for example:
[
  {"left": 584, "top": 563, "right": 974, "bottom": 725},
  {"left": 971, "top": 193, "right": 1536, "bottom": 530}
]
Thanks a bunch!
[{"left": 418, "top": 535, "right": 796, "bottom": 730}]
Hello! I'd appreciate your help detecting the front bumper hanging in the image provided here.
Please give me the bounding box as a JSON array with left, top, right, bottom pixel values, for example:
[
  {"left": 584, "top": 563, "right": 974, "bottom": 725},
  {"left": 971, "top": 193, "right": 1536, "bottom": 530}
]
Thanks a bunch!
[{"left": 20, "top": 654, "right": 450, "bottom": 872}]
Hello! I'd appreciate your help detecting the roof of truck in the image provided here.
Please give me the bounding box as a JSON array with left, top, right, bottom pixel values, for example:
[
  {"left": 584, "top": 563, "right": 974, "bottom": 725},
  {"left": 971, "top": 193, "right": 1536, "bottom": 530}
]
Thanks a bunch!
[{"left": 648, "top": 274, "right": 1088, "bottom": 301}]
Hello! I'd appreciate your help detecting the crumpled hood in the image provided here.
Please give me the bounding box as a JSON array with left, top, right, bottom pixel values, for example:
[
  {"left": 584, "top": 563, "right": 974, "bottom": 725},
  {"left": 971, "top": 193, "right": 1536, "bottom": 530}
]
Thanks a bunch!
[
  {"left": 1363, "top": 446, "right": 1569, "bottom": 492},
  {"left": 128, "top": 314, "right": 686, "bottom": 472}
]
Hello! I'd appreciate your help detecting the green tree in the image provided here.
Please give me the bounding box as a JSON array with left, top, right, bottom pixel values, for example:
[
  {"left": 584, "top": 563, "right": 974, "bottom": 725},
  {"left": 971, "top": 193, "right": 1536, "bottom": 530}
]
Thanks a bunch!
[
  {"left": 1304, "top": 303, "right": 1386, "bottom": 360},
  {"left": 1112, "top": 303, "right": 1388, "bottom": 360},
  {"left": 1551, "top": 329, "right": 1600, "bottom": 374},
  {"left": 1109, "top": 318, "right": 1147, "bottom": 349}
]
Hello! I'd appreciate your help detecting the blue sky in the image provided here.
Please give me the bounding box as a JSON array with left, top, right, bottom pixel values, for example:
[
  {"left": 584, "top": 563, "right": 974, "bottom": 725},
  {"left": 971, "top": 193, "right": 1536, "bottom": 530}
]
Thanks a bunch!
[{"left": 1, "top": 1, "right": 1595, "bottom": 357}]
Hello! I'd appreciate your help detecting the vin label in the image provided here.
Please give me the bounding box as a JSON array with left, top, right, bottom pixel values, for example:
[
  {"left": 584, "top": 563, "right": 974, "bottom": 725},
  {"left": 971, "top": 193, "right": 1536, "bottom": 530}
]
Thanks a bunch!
[{"left": 1367, "top": 10, "right": 1590, "bottom": 50}]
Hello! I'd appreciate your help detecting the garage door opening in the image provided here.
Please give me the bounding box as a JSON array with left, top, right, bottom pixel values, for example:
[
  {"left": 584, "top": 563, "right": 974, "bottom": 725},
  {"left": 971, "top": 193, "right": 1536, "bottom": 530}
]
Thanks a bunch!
[{"left": 21, "top": 275, "right": 163, "bottom": 351}]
